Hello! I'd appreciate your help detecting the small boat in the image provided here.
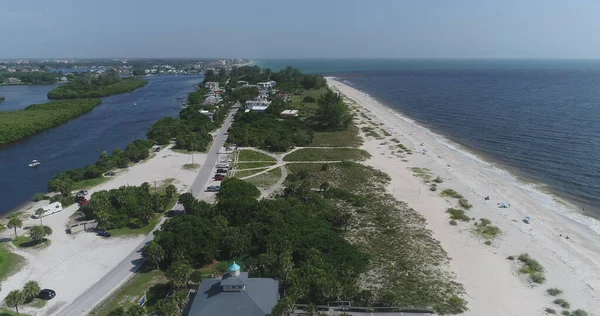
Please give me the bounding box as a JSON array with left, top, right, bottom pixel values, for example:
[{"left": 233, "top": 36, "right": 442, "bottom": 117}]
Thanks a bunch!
[
  {"left": 133, "top": 102, "right": 137, "bottom": 105},
  {"left": 29, "top": 160, "right": 40, "bottom": 167}
]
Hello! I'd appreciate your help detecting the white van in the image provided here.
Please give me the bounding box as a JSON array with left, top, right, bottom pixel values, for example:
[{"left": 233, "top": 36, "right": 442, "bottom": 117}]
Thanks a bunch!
[{"left": 32, "top": 202, "right": 63, "bottom": 219}]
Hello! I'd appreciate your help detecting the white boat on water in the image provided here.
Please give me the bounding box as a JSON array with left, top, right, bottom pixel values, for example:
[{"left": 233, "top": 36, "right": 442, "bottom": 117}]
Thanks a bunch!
[{"left": 29, "top": 160, "right": 40, "bottom": 167}]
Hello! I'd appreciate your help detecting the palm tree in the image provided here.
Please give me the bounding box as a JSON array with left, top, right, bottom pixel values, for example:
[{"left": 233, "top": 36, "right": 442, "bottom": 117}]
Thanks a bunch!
[
  {"left": 143, "top": 242, "right": 165, "bottom": 270},
  {"left": 7, "top": 217, "right": 23, "bottom": 238},
  {"left": 23, "top": 280, "right": 41, "bottom": 302},
  {"left": 126, "top": 304, "right": 147, "bottom": 316},
  {"left": 5, "top": 290, "right": 24, "bottom": 314},
  {"left": 171, "top": 291, "right": 189, "bottom": 313},
  {"left": 35, "top": 208, "right": 45, "bottom": 225}
]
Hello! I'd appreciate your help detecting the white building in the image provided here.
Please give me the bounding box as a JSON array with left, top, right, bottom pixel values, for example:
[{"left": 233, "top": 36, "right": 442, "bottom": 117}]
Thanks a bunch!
[
  {"left": 257, "top": 81, "right": 276, "bottom": 89},
  {"left": 280, "top": 110, "right": 299, "bottom": 117}
]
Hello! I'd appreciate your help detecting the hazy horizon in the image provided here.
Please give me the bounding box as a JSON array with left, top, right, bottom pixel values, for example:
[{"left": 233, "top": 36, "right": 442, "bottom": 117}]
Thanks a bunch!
[{"left": 3, "top": 0, "right": 600, "bottom": 59}]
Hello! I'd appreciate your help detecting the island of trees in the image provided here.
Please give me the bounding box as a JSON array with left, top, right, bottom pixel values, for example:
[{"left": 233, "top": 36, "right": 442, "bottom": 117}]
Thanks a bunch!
[
  {"left": 47, "top": 70, "right": 147, "bottom": 99},
  {"left": 0, "top": 71, "right": 58, "bottom": 85},
  {"left": 0, "top": 99, "right": 102, "bottom": 147}
]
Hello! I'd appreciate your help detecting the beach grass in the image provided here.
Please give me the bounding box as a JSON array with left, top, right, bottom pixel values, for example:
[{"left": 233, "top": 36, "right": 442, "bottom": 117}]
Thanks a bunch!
[
  {"left": 285, "top": 162, "right": 466, "bottom": 314},
  {"left": 547, "top": 288, "right": 563, "bottom": 296},
  {"left": 283, "top": 148, "right": 370, "bottom": 162},
  {"left": 237, "top": 150, "right": 276, "bottom": 162},
  {"left": 361, "top": 126, "right": 382, "bottom": 139},
  {"left": 552, "top": 298, "right": 570, "bottom": 309},
  {"left": 517, "top": 253, "right": 546, "bottom": 284},
  {"left": 235, "top": 161, "right": 277, "bottom": 169},
  {"left": 446, "top": 208, "right": 470, "bottom": 221},
  {"left": 246, "top": 167, "right": 282, "bottom": 188},
  {"left": 433, "top": 176, "right": 443, "bottom": 183},
  {"left": 311, "top": 124, "right": 363, "bottom": 147},
  {"left": 96, "top": 267, "right": 167, "bottom": 316},
  {"left": 182, "top": 163, "right": 200, "bottom": 170},
  {"left": 234, "top": 168, "right": 269, "bottom": 179},
  {"left": 545, "top": 307, "right": 557, "bottom": 314},
  {"left": 0, "top": 244, "right": 25, "bottom": 281},
  {"left": 440, "top": 189, "right": 463, "bottom": 199},
  {"left": 72, "top": 177, "right": 109, "bottom": 190},
  {"left": 110, "top": 215, "right": 161, "bottom": 237},
  {"left": 459, "top": 198, "right": 473, "bottom": 209},
  {"left": 397, "top": 143, "right": 412, "bottom": 154},
  {"left": 430, "top": 184, "right": 438, "bottom": 191},
  {"left": 473, "top": 218, "right": 502, "bottom": 240},
  {"left": 410, "top": 167, "right": 433, "bottom": 182}
]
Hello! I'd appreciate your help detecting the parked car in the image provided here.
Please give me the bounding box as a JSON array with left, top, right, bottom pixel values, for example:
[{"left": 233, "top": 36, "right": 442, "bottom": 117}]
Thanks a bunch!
[
  {"left": 78, "top": 198, "right": 89, "bottom": 206},
  {"left": 104, "top": 171, "right": 116, "bottom": 176},
  {"left": 155, "top": 147, "right": 161, "bottom": 152},
  {"left": 39, "top": 289, "right": 56, "bottom": 300},
  {"left": 97, "top": 230, "right": 111, "bottom": 237},
  {"left": 76, "top": 190, "right": 88, "bottom": 196},
  {"left": 216, "top": 168, "right": 227, "bottom": 173},
  {"left": 206, "top": 185, "right": 219, "bottom": 192},
  {"left": 214, "top": 174, "right": 225, "bottom": 181}
]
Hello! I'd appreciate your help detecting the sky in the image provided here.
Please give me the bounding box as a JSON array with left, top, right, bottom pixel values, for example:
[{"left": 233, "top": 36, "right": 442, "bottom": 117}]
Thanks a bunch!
[{"left": 1, "top": 0, "right": 600, "bottom": 59}]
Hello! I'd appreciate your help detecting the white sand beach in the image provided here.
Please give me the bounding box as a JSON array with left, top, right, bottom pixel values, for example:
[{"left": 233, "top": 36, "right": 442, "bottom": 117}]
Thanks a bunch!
[
  {"left": 328, "top": 78, "right": 600, "bottom": 315},
  {"left": 0, "top": 144, "right": 206, "bottom": 315}
]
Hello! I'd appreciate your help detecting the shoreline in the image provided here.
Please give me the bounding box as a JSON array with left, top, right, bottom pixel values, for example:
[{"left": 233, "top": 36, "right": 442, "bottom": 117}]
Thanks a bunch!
[
  {"left": 327, "top": 77, "right": 600, "bottom": 314},
  {"left": 336, "top": 77, "right": 600, "bottom": 233}
]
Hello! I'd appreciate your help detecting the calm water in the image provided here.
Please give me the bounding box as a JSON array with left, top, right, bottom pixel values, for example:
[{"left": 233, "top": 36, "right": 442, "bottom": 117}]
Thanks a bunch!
[
  {"left": 257, "top": 59, "right": 600, "bottom": 218},
  {"left": 0, "top": 75, "right": 202, "bottom": 213},
  {"left": 0, "top": 84, "right": 56, "bottom": 112}
]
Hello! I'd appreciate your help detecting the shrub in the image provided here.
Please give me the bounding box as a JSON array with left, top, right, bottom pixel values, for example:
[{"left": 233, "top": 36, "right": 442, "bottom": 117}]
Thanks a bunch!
[
  {"left": 530, "top": 273, "right": 546, "bottom": 284},
  {"left": 446, "top": 208, "right": 470, "bottom": 221},
  {"left": 545, "top": 308, "right": 556, "bottom": 314},
  {"left": 553, "top": 299, "right": 570, "bottom": 309},
  {"left": 484, "top": 240, "right": 491, "bottom": 245},
  {"left": 459, "top": 198, "right": 472, "bottom": 209},
  {"left": 429, "top": 184, "right": 437, "bottom": 191},
  {"left": 321, "top": 164, "right": 329, "bottom": 171},
  {"left": 33, "top": 193, "right": 48, "bottom": 202},
  {"left": 507, "top": 256, "right": 515, "bottom": 260},
  {"left": 518, "top": 253, "right": 546, "bottom": 284},
  {"left": 547, "top": 288, "right": 563, "bottom": 296},
  {"left": 303, "top": 96, "right": 316, "bottom": 103},
  {"left": 571, "top": 309, "right": 588, "bottom": 316},
  {"left": 474, "top": 218, "right": 501, "bottom": 240},
  {"left": 433, "top": 177, "right": 443, "bottom": 183},
  {"left": 449, "top": 220, "right": 457, "bottom": 226},
  {"left": 440, "top": 189, "right": 463, "bottom": 199}
]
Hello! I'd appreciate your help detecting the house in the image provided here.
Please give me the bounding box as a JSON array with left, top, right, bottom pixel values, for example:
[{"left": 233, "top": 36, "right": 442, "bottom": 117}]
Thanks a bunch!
[
  {"left": 7, "top": 77, "right": 21, "bottom": 84},
  {"left": 250, "top": 105, "right": 268, "bottom": 112},
  {"left": 205, "top": 82, "right": 220, "bottom": 89},
  {"left": 280, "top": 110, "right": 299, "bottom": 117},
  {"left": 276, "top": 93, "right": 289, "bottom": 101},
  {"left": 257, "top": 81, "right": 274, "bottom": 89},
  {"left": 245, "top": 100, "right": 271, "bottom": 110},
  {"left": 188, "top": 262, "right": 279, "bottom": 316},
  {"left": 213, "top": 88, "right": 224, "bottom": 95},
  {"left": 199, "top": 110, "right": 214, "bottom": 121}
]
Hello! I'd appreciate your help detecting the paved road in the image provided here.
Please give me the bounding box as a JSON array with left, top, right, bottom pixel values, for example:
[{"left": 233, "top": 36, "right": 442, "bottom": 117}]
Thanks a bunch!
[{"left": 58, "top": 110, "right": 236, "bottom": 316}]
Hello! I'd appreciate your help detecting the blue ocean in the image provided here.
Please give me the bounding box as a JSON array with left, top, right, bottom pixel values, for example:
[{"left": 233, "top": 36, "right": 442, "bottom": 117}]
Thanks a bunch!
[{"left": 256, "top": 59, "right": 600, "bottom": 218}]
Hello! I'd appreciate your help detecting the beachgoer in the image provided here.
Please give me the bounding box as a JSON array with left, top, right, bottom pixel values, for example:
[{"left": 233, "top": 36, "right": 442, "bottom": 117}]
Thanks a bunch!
[{"left": 566, "top": 236, "right": 570, "bottom": 239}]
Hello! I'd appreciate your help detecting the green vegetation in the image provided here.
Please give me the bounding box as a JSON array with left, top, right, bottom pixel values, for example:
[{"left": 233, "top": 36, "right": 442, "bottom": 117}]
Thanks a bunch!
[
  {"left": 246, "top": 167, "right": 283, "bottom": 188},
  {"left": 547, "top": 288, "right": 563, "bottom": 296},
  {"left": 146, "top": 104, "right": 215, "bottom": 151},
  {"left": 553, "top": 298, "right": 570, "bottom": 309},
  {"left": 517, "top": 253, "right": 546, "bottom": 284},
  {"left": 361, "top": 126, "right": 382, "bottom": 138},
  {"left": 234, "top": 168, "right": 269, "bottom": 178},
  {"left": 32, "top": 193, "right": 48, "bottom": 202},
  {"left": 284, "top": 148, "right": 371, "bottom": 162},
  {"left": 72, "top": 177, "right": 109, "bottom": 190},
  {"left": 47, "top": 71, "right": 147, "bottom": 99},
  {"left": 97, "top": 268, "right": 167, "bottom": 316},
  {"left": 545, "top": 307, "right": 557, "bottom": 314},
  {"left": 459, "top": 198, "right": 473, "bottom": 209},
  {"left": 0, "top": 99, "right": 101, "bottom": 147},
  {"left": 110, "top": 215, "right": 162, "bottom": 237},
  {"left": 0, "top": 71, "right": 58, "bottom": 85},
  {"left": 311, "top": 124, "right": 362, "bottom": 147},
  {"left": 182, "top": 163, "right": 200, "bottom": 170},
  {"left": 235, "top": 161, "right": 276, "bottom": 169},
  {"left": 79, "top": 182, "right": 173, "bottom": 231},
  {"left": 397, "top": 143, "right": 412, "bottom": 154},
  {"left": 0, "top": 244, "right": 25, "bottom": 281},
  {"left": 410, "top": 167, "right": 433, "bottom": 182},
  {"left": 446, "top": 208, "right": 470, "bottom": 221},
  {"left": 284, "top": 162, "right": 466, "bottom": 314},
  {"left": 473, "top": 218, "right": 502, "bottom": 240},
  {"left": 440, "top": 189, "right": 463, "bottom": 199},
  {"left": 48, "top": 139, "right": 154, "bottom": 192},
  {"left": 429, "top": 184, "right": 438, "bottom": 191},
  {"left": 237, "top": 150, "right": 277, "bottom": 162},
  {"left": 433, "top": 176, "right": 444, "bottom": 183}
]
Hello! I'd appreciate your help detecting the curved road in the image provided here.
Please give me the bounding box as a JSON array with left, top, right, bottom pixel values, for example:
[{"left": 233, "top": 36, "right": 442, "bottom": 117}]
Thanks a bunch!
[{"left": 58, "top": 110, "right": 236, "bottom": 316}]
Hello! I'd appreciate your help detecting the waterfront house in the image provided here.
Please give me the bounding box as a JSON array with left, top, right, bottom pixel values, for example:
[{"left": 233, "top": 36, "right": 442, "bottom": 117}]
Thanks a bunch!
[
  {"left": 188, "top": 262, "right": 279, "bottom": 316},
  {"left": 7, "top": 77, "right": 21, "bottom": 84}
]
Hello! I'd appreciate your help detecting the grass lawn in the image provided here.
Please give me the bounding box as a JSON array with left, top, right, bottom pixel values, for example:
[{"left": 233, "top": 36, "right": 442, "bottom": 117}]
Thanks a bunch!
[
  {"left": 11, "top": 236, "right": 50, "bottom": 249},
  {"left": 234, "top": 168, "right": 269, "bottom": 179},
  {"left": 170, "top": 148, "right": 206, "bottom": 154},
  {"left": 182, "top": 163, "right": 200, "bottom": 170},
  {"left": 283, "top": 148, "right": 371, "bottom": 162},
  {"left": 0, "top": 244, "right": 25, "bottom": 281},
  {"left": 237, "top": 150, "right": 276, "bottom": 162},
  {"left": 110, "top": 215, "right": 162, "bottom": 237},
  {"left": 0, "top": 308, "right": 29, "bottom": 316},
  {"left": 235, "top": 161, "right": 276, "bottom": 169},
  {"left": 246, "top": 167, "right": 283, "bottom": 188},
  {"left": 24, "top": 298, "right": 47, "bottom": 309},
  {"left": 311, "top": 124, "right": 363, "bottom": 147},
  {"left": 96, "top": 268, "right": 168, "bottom": 316},
  {"left": 72, "top": 177, "right": 109, "bottom": 190}
]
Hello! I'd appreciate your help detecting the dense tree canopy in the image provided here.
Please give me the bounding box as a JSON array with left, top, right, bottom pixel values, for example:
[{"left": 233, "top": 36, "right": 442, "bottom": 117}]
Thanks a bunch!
[
  {"left": 315, "top": 89, "right": 353, "bottom": 130},
  {"left": 146, "top": 104, "right": 213, "bottom": 151},
  {"left": 0, "top": 99, "right": 102, "bottom": 147},
  {"left": 0, "top": 71, "right": 58, "bottom": 84},
  {"left": 47, "top": 71, "right": 147, "bottom": 99}
]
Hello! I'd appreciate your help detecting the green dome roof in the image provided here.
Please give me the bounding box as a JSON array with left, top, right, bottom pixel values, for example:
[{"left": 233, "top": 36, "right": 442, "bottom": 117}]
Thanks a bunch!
[{"left": 228, "top": 261, "right": 240, "bottom": 272}]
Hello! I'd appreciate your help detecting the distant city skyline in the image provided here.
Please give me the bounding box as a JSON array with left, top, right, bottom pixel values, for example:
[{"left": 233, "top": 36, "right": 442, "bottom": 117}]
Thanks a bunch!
[{"left": 2, "top": 0, "right": 600, "bottom": 59}]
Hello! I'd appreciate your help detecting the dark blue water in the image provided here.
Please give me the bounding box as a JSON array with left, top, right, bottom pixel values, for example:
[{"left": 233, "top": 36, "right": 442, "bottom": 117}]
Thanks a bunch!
[
  {"left": 0, "top": 84, "right": 56, "bottom": 112},
  {"left": 333, "top": 69, "right": 600, "bottom": 217},
  {"left": 0, "top": 75, "right": 202, "bottom": 213}
]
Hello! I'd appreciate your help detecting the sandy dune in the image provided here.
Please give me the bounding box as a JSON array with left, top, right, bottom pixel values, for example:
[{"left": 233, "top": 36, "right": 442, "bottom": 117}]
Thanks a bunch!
[{"left": 328, "top": 77, "right": 600, "bottom": 315}]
